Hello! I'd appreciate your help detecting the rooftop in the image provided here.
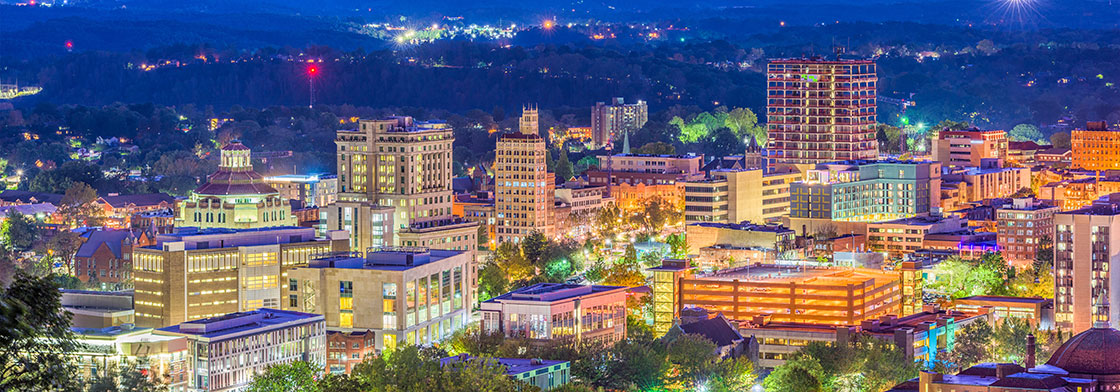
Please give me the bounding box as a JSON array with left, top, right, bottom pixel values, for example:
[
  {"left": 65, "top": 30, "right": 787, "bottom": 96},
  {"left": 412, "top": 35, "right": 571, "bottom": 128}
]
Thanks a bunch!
[
  {"left": 308, "top": 247, "right": 467, "bottom": 271},
  {"left": 687, "top": 222, "right": 794, "bottom": 233},
  {"left": 698, "top": 264, "right": 895, "bottom": 284},
  {"left": 440, "top": 354, "right": 568, "bottom": 377},
  {"left": 265, "top": 173, "right": 335, "bottom": 183},
  {"left": 484, "top": 283, "right": 629, "bottom": 303},
  {"left": 157, "top": 308, "right": 323, "bottom": 340},
  {"left": 955, "top": 295, "right": 1050, "bottom": 304}
]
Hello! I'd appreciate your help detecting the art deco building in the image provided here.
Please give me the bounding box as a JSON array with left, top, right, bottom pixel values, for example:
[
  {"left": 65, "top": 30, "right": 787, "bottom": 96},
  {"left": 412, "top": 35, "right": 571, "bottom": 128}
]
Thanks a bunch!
[
  {"left": 766, "top": 58, "right": 878, "bottom": 164},
  {"left": 131, "top": 226, "right": 348, "bottom": 328},
  {"left": 176, "top": 141, "right": 295, "bottom": 229},
  {"left": 494, "top": 107, "right": 554, "bottom": 243},
  {"left": 327, "top": 116, "right": 478, "bottom": 253}
]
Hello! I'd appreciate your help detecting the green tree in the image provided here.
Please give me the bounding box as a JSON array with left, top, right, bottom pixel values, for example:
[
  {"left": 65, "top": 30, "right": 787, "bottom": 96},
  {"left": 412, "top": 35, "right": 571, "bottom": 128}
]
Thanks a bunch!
[
  {"left": 666, "top": 233, "right": 688, "bottom": 259},
  {"left": 764, "top": 360, "right": 822, "bottom": 392},
  {"left": 665, "top": 334, "right": 720, "bottom": 388},
  {"left": 119, "top": 359, "right": 170, "bottom": 392},
  {"left": 1, "top": 210, "right": 39, "bottom": 251},
  {"left": 446, "top": 322, "right": 506, "bottom": 357},
  {"left": 725, "top": 107, "right": 765, "bottom": 145},
  {"left": 246, "top": 361, "right": 321, "bottom": 392},
  {"left": 1010, "top": 124, "right": 1044, "bottom": 143},
  {"left": 632, "top": 142, "right": 676, "bottom": 155},
  {"left": 556, "top": 150, "right": 573, "bottom": 181},
  {"left": 0, "top": 272, "right": 81, "bottom": 392},
  {"left": 1050, "top": 132, "right": 1071, "bottom": 149},
  {"left": 58, "top": 181, "right": 104, "bottom": 228},
  {"left": 939, "top": 320, "right": 994, "bottom": 372}
]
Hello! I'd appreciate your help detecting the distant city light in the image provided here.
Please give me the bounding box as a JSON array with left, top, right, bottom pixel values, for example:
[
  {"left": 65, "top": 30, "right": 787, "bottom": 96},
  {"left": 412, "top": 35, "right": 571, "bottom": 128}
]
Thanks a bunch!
[
  {"left": 543, "top": 19, "right": 555, "bottom": 30},
  {"left": 307, "top": 65, "right": 319, "bottom": 76}
]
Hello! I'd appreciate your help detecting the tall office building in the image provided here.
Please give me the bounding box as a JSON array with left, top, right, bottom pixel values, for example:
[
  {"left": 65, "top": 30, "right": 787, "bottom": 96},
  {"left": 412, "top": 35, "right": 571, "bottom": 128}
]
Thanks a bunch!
[
  {"left": 591, "top": 98, "right": 648, "bottom": 148},
  {"left": 328, "top": 116, "right": 478, "bottom": 253},
  {"left": 131, "top": 226, "right": 348, "bottom": 328},
  {"left": 766, "top": 58, "right": 879, "bottom": 164},
  {"left": 494, "top": 107, "right": 555, "bottom": 243},
  {"left": 176, "top": 141, "right": 295, "bottom": 229},
  {"left": 1054, "top": 194, "right": 1120, "bottom": 333},
  {"left": 681, "top": 167, "right": 801, "bottom": 225}
]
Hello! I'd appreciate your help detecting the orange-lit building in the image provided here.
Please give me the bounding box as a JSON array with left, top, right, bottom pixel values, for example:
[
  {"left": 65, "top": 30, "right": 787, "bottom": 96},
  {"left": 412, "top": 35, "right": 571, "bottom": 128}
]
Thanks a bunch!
[
  {"left": 934, "top": 129, "right": 1008, "bottom": 167},
  {"left": 1072, "top": 121, "right": 1120, "bottom": 171},
  {"left": 1039, "top": 176, "right": 1120, "bottom": 211},
  {"left": 678, "top": 265, "right": 901, "bottom": 325},
  {"left": 612, "top": 182, "right": 683, "bottom": 211}
]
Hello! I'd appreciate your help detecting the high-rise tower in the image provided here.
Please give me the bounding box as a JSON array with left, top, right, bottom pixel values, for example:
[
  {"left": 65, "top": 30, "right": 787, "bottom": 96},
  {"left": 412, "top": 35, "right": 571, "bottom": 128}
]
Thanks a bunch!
[
  {"left": 494, "top": 106, "right": 555, "bottom": 243},
  {"left": 767, "top": 58, "right": 879, "bottom": 164}
]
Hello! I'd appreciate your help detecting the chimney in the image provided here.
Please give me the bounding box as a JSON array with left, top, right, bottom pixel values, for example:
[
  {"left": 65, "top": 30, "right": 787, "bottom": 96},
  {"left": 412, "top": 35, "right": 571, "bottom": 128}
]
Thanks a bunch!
[
  {"left": 996, "top": 363, "right": 1017, "bottom": 379},
  {"left": 1025, "top": 333, "right": 1036, "bottom": 369}
]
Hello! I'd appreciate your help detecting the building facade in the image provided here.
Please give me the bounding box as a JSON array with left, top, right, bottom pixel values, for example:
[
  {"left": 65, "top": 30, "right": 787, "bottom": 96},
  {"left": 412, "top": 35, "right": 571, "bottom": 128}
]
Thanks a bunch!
[
  {"left": 132, "top": 226, "right": 348, "bottom": 328},
  {"left": 326, "top": 330, "right": 376, "bottom": 374},
  {"left": 264, "top": 174, "right": 338, "bottom": 207},
  {"left": 481, "top": 283, "right": 629, "bottom": 346},
  {"left": 934, "top": 129, "right": 1008, "bottom": 167},
  {"left": 1053, "top": 196, "right": 1120, "bottom": 333},
  {"left": 494, "top": 108, "right": 554, "bottom": 243},
  {"left": 996, "top": 198, "right": 1059, "bottom": 266},
  {"left": 328, "top": 116, "right": 479, "bottom": 254},
  {"left": 286, "top": 248, "right": 472, "bottom": 351},
  {"left": 790, "top": 160, "right": 941, "bottom": 223},
  {"left": 682, "top": 167, "right": 800, "bottom": 225},
  {"left": 1072, "top": 121, "right": 1120, "bottom": 171},
  {"left": 591, "top": 97, "right": 648, "bottom": 148},
  {"left": 766, "top": 58, "right": 878, "bottom": 164},
  {"left": 176, "top": 141, "right": 295, "bottom": 230},
  {"left": 154, "top": 309, "right": 326, "bottom": 392}
]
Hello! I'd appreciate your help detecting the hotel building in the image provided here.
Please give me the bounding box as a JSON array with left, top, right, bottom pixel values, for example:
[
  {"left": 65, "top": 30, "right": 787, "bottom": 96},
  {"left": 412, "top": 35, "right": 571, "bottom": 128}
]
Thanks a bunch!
[
  {"left": 481, "top": 283, "right": 629, "bottom": 346},
  {"left": 132, "top": 226, "right": 348, "bottom": 328},
  {"left": 494, "top": 107, "right": 554, "bottom": 243},
  {"left": 328, "top": 116, "right": 479, "bottom": 254},
  {"left": 154, "top": 309, "right": 326, "bottom": 392},
  {"left": 682, "top": 167, "right": 800, "bottom": 225},
  {"left": 264, "top": 173, "right": 338, "bottom": 207},
  {"left": 766, "top": 58, "right": 878, "bottom": 164},
  {"left": 789, "top": 160, "right": 941, "bottom": 223},
  {"left": 285, "top": 247, "right": 472, "bottom": 351}
]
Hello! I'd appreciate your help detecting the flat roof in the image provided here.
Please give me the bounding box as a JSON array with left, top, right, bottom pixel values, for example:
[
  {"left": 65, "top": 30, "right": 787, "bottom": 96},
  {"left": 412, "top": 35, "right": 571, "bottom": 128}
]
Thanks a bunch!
[
  {"left": 956, "top": 295, "right": 1050, "bottom": 304},
  {"left": 484, "top": 283, "right": 628, "bottom": 303},
  {"left": 697, "top": 265, "right": 894, "bottom": 284},
  {"left": 157, "top": 308, "right": 322, "bottom": 340},
  {"left": 687, "top": 222, "right": 794, "bottom": 233},
  {"left": 308, "top": 248, "right": 467, "bottom": 271},
  {"left": 440, "top": 355, "right": 568, "bottom": 377}
]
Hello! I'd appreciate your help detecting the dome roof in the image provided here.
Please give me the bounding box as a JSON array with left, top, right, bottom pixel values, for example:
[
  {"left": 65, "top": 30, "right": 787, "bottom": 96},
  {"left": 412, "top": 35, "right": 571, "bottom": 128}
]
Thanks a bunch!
[
  {"left": 222, "top": 140, "right": 251, "bottom": 151},
  {"left": 1045, "top": 326, "right": 1120, "bottom": 375}
]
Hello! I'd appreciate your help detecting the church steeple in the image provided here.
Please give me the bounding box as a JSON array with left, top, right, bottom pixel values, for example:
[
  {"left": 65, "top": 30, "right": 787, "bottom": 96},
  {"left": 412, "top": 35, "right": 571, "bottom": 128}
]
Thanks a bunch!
[{"left": 622, "top": 129, "right": 631, "bottom": 154}]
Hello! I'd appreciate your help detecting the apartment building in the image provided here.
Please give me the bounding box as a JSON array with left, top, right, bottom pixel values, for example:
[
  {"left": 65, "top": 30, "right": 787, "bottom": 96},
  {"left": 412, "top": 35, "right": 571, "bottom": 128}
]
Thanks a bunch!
[
  {"left": 766, "top": 58, "right": 878, "bottom": 164},
  {"left": 264, "top": 173, "right": 338, "bottom": 207},
  {"left": 591, "top": 97, "right": 648, "bottom": 148},
  {"left": 942, "top": 163, "right": 1032, "bottom": 203},
  {"left": 1053, "top": 195, "right": 1120, "bottom": 333},
  {"left": 866, "top": 215, "right": 964, "bottom": 258},
  {"left": 285, "top": 247, "right": 472, "bottom": 351},
  {"left": 132, "top": 226, "right": 348, "bottom": 328},
  {"left": 996, "top": 198, "right": 1059, "bottom": 267}
]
